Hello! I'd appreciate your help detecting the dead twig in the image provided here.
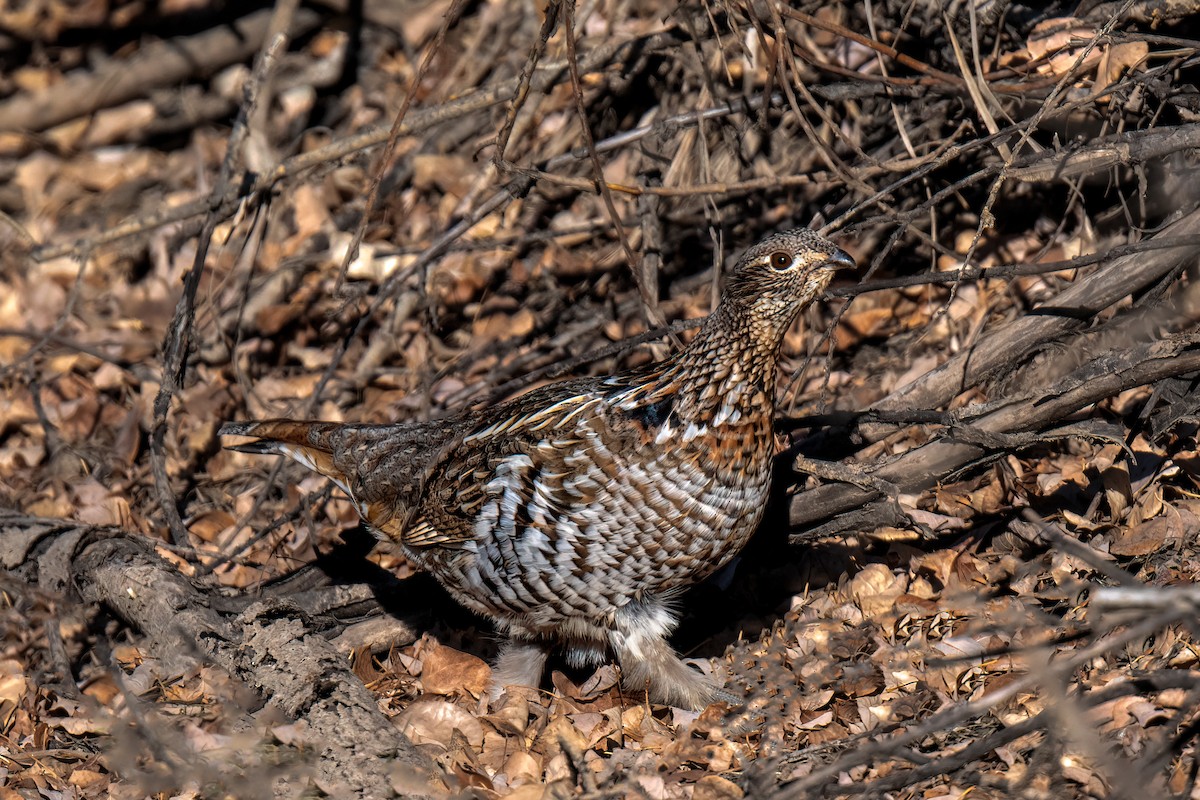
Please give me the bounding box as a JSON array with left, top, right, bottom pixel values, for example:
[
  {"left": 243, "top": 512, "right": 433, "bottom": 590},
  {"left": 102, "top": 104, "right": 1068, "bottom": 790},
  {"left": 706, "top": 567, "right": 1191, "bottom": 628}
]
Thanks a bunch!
[
  {"left": 149, "top": 33, "right": 288, "bottom": 547},
  {"left": 333, "top": 0, "right": 469, "bottom": 293},
  {"left": 0, "top": 8, "right": 322, "bottom": 134}
]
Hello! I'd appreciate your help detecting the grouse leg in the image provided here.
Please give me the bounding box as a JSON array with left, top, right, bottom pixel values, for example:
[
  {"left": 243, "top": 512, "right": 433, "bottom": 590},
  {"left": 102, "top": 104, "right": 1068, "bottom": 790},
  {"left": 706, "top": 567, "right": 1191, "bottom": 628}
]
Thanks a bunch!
[
  {"left": 609, "top": 603, "right": 739, "bottom": 710},
  {"left": 609, "top": 627, "right": 725, "bottom": 709},
  {"left": 490, "top": 638, "right": 550, "bottom": 700}
]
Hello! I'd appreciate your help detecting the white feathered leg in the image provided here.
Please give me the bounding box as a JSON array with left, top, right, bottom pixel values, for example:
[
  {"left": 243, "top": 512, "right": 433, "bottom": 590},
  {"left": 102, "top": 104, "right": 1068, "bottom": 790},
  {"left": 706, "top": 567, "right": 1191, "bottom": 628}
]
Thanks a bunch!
[
  {"left": 609, "top": 601, "right": 736, "bottom": 710},
  {"left": 489, "top": 638, "right": 549, "bottom": 702}
]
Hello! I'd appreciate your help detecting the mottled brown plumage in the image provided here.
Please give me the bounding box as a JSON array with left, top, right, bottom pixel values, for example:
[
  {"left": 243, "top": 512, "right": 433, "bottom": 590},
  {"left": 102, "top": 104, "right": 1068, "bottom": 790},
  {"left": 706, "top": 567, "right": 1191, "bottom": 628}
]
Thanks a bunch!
[{"left": 221, "top": 229, "right": 855, "bottom": 709}]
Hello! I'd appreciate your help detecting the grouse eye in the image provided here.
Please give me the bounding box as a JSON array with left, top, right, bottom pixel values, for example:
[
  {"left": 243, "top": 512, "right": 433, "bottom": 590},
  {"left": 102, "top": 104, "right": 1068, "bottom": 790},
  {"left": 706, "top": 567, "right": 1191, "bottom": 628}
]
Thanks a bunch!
[{"left": 769, "top": 251, "right": 793, "bottom": 270}]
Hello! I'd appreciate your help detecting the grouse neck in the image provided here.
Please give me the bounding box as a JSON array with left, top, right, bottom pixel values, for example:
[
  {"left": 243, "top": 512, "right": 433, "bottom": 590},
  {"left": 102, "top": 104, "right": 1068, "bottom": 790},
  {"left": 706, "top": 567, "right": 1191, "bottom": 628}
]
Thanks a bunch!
[{"left": 657, "top": 303, "right": 783, "bottom": 427}]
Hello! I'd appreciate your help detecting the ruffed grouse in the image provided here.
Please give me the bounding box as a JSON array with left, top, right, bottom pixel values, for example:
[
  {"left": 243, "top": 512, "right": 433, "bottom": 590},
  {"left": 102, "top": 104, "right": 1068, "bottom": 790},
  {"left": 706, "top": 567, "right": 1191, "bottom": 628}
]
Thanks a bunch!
[{"left": 221, "top": 229, "right": 855, "bottom": 710}]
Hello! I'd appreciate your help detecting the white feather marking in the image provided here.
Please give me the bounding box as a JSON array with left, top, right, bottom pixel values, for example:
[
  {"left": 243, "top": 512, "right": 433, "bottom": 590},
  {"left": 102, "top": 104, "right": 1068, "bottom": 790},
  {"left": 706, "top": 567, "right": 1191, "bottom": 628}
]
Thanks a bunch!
[
  {"left": 475, "top": 499, "right": 500, "bottom": 539},
  {"left": 465, "top": 412, "right": 527, "bottom": 443},
  {"left": 463, "top": 422, "right": 496, "bottom": 443},
  {"left": 526, "top": 478, "right": 556, "bottom": 530},
  {"left": 498, "top": 453, "right": 534, "bottom": 473},
  {"left": 541, "top": 397, "right": 574, "bottom": 416},
  {"left": 654, "top": 420, "right": 675, "bottom": 445},
  {"left": 712, "top": 401, "right": 735, "bottom": 426},
  {"left": 614, "top": 384, "right": 650, "bottom": 410},
  {"left": 485, "top": 453, "right": 534, "bottom": 538},
  {"left": 470, "top": 396, "right": 603, "bottom": 442},
  {"left": 519, "top": 525, "right": 553, "bottom": 557},
  {"left": 555, "top": 396, "right": 600, "bottom": 426},
  {"left": 682, "top": 422, "right": 706, "bottom": 442}
]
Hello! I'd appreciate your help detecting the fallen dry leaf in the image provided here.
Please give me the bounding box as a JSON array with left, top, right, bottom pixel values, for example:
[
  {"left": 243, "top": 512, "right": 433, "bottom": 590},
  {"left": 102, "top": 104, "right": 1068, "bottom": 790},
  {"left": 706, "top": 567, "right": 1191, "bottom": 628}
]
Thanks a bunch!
[
  {"left": 396, "top": 698, "right": 484, "bottom": 750},
  {"left": 419, "top": 641, "right": 491, "bottom": 698}
]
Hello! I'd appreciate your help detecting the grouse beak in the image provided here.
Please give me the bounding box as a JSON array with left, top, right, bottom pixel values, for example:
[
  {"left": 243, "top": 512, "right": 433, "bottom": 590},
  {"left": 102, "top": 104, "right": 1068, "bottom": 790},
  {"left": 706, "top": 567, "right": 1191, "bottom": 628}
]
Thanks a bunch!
[{"left": 827, "top": 247, "right": 857, "bottom": 272}]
